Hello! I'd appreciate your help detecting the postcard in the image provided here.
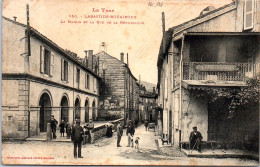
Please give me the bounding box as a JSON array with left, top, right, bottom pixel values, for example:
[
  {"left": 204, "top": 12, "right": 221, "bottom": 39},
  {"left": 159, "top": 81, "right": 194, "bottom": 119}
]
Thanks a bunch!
[{"left": 2, "top": 0, "right": 259, "bottom": 165}]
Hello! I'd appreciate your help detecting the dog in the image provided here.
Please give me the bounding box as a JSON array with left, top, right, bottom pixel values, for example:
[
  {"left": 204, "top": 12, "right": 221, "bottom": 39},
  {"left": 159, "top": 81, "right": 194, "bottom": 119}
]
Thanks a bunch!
[{"left": 134, "top": 137, "right": 140, "bottom": 152}]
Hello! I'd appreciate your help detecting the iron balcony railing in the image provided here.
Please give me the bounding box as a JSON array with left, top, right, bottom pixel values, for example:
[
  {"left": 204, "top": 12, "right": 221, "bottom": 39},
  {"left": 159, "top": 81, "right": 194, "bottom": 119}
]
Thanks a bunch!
[{"left": 183, "top": 62, "right": 257, "bottom": 81}]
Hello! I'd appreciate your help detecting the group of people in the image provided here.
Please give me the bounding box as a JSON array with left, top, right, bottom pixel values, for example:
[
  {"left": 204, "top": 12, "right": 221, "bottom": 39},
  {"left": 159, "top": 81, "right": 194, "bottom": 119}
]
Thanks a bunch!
[
  {"left": 49, "top": 115, "right": 95, "bottom": 158},
  {"left": 49, "top": 115, "right": 72, "bottom": 139},
  {"left": 117, "top": 120, "right": 139, "bottom": 151}
]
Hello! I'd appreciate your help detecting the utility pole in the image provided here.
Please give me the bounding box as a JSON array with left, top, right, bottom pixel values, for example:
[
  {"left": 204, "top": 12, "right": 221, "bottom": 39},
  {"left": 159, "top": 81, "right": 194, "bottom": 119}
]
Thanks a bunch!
[{"left": 26, "top": 4, "right": 31, "bottom": 56}]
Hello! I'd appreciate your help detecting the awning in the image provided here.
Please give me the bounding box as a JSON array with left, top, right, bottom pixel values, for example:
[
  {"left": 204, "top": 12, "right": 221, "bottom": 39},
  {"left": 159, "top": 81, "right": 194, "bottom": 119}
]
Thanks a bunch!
[{"left": 182, "top": 80, "right": 247, "bottom": 90}]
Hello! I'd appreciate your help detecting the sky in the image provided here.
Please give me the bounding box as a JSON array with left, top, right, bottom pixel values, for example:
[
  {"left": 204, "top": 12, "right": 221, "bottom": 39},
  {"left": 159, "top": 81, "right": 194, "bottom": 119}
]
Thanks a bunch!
[{"left": 2, "top": 0, "right": 232, "bottom": 84}]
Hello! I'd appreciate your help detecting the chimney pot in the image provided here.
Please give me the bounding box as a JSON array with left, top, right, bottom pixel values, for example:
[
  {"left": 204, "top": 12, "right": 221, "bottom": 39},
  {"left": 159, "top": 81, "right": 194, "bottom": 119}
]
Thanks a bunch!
[
  {"left": 13, "top": 16, "right": 17, "bottom": 22},
  {"left": 120, "top": 52, "right": 124, "bottom": 62}
]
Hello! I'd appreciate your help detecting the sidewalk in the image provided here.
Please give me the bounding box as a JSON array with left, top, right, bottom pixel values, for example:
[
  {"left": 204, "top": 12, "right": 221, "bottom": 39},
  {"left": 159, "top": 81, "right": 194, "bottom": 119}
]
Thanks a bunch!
[{"left": 26, "top": 120, "right": 112, "bottom": 142}]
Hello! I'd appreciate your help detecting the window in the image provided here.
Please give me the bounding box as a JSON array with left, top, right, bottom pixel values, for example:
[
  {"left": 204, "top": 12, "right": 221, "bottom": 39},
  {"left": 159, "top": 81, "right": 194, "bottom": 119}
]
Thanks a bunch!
[
  {"left": 40, "top": 46, "right": 54, "bottom": 76},
  {"left": 93, "top": 78, "right": 96, "bottom": 92},
  {"left": 85, "top": 74, "right": 90, "bottom": 89},
  {"left": 76, "top": 68, "right": 80, "bottom": 88},
  {"left": 61, "top": 59, "right": 69, "bottom": 82},
  {"left": 244, "top": 0, "right": 254, "bottom": 30}
]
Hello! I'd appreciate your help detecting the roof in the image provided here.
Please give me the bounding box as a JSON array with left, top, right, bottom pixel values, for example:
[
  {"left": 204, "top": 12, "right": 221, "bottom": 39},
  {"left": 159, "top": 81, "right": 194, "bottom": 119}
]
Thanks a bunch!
[
  {"left": 95, "top": 51, "right": 138, "bottom": 81},
  {"left": 2, "top": 16, "right": 101, "bottom": 79},
  {"left": 182, "top": 80, "right": 247, "bottom": 90}
]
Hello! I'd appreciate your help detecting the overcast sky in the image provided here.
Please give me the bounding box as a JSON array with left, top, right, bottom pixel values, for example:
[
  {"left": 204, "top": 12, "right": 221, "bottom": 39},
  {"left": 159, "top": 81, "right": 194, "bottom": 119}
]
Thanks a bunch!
[{"left": 3, "top": 0, "right": 232, "bottom": 84}]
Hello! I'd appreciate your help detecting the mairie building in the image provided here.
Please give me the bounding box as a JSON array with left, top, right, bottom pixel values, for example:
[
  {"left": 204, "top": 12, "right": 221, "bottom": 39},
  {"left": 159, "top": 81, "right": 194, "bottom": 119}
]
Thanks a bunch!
[{"left": 2, "top": 16, "right": 100, "bottom": 139}]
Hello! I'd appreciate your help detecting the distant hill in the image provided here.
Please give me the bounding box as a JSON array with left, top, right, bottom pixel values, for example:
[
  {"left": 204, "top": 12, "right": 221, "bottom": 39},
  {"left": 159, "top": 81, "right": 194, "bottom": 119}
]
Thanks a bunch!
[{"left": 140, "top": 81, "right": 156, "bottom": 92}]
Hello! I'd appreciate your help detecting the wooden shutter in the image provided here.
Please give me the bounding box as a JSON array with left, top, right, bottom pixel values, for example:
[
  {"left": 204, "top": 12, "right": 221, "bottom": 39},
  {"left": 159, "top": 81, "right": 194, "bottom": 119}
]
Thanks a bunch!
[
  {"left": 244, "top": 0, "right": 254, "bottom": 30},
  {"left": 94, "top": 78, "right": 96, "bottom": 92},
  {"left": 61, "top": 58, "right": 64, "bottom": 81},
  {"left": 164, "top": 77, "right": 168, "bottom": 99},
  {"left": 40, "top": 46, "right": 44, "bottom": 73},
  {"left": 50, "top": 53, "right": 54, "bottom": 76},
  {"left": 67, "top": 63, "right": 70, "bottom": 83},
  {"left": 85, "top": 73, "right": 87, "bottom": 89}
]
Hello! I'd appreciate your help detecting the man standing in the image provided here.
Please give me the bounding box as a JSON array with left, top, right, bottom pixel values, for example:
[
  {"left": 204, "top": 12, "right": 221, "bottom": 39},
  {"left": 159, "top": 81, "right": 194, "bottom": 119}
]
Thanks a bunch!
[
  {"left": 189, "top": 126, "right": 203, "bottom": 153},
  {"left": 85, "top": 119, "right": 94, "bottom": 143},
  {"left": 71, "top": 119, "right": 84, "bottom": 158},
  {"left": 126, "top": 120, "right": 135, "bottom": 147},
  {"left": 117, "top": 121, "right": 123, "bottom": 147},
  {"left": 50, "top": 115, "right": 58, "bottom": 139}
]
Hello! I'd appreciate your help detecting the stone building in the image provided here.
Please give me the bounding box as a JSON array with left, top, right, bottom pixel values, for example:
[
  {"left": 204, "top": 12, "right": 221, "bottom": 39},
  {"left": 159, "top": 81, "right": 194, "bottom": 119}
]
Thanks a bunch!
[
  {"left": 139, "top": 85, "right": 157, "bottom": 123},
  {"left": 157, "top": 0, "right": 260, "bottom": 151},
  {"left": 2, "top": 17, "right": 100, "bottom": 139},
  {"left": 96, "top": 52, "right": 139, "bottom": 124}
]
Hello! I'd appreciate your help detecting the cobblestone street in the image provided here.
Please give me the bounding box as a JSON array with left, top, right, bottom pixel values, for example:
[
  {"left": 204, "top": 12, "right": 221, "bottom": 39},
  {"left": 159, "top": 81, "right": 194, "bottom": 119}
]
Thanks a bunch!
[{"left": 2, "top": 125, "right": 259, "bottom": 165}]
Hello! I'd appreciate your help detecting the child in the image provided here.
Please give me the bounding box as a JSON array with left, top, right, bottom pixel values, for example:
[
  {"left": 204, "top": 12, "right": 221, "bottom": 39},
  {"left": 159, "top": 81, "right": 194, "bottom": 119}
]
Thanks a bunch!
[
  {"left": 59, "top": 120, "right": 65, "bottom": 137},
  {"left": 66, "top": 122, "right": 71, "bottom": 139}
]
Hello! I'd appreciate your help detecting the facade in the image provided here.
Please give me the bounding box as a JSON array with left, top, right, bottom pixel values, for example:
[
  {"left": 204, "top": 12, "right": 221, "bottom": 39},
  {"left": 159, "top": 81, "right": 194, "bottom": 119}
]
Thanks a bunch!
[
  {"left": 157, "top": 0, "right": 260, "bottom": 150},
  {"left": 139, "top": 85, "right": 157, "bottom": 123},
  {"left": 2, "top": 17, "right": 100, "bottom": 139},
  {"left": 96, "top": 52, "right": 139, "bottom": 124}
]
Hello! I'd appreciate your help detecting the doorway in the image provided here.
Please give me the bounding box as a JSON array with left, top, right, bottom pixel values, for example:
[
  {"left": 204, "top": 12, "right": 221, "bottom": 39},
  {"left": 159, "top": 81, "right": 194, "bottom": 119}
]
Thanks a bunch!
[
  {"left": 60, "top": 96, "right": 69, "bottom": 123},
  {"left": 85, "top": 99, "right": 89, "bottom": 123},
  {"left": 39, "top": 93, "right": 52, "bottom": 132},
  {"left": 75, "top": 98, "right": 81, "bottom": 121}
]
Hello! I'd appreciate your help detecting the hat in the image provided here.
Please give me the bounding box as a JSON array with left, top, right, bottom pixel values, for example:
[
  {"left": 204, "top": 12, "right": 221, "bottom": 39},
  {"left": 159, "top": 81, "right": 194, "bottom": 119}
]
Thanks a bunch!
[{"left": 193, "top": 126, "right": 197, "bottom": 130}]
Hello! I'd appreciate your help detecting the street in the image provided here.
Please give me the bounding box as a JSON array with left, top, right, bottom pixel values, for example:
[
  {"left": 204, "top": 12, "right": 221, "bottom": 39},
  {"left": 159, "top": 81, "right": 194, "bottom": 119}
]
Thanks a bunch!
[{"left": 2, "top": 125, "right": 259, "bottom": 165}]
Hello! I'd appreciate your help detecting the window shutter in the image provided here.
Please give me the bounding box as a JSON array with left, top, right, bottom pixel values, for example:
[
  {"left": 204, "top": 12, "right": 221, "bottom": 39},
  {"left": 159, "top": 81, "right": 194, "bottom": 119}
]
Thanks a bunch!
[
  {"left": 40, "top": 46, "right": 44, "bottom": 73},
  {"left": 164, "top": 77, "right": 168, "bottom": 99},
  {"left": 50, "top": 53, "right": 54, "bottom": 76},
  {"left": 61, "top": 58, "right": 64, "bottom": 81},
  {"left": 85, "top": 73, "right": 87, "bottom": 89},
  {"left": 244, "top": 0, "right": 254, "bottom": 30},
  {"left": 67, "top": 63, "right": 70, "bottom": 83},
  {"left": 94, "top": 78, "right": 96, "bottom": 92}
]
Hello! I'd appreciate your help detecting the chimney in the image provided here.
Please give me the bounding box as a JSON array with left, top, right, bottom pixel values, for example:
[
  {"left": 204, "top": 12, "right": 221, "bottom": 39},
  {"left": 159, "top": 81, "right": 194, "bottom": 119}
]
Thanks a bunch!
[
  {"left": 88, "top": 50, "right": 93, "bottom": 71},
  {"left": 84, "top": 50, "right": 88, "bottom": 67},
  {"left": 13, "top": 16, "right": 17, "bottom": 22},
  {"left": 120, "top": 52, "right": 124, "bottom": 62}
]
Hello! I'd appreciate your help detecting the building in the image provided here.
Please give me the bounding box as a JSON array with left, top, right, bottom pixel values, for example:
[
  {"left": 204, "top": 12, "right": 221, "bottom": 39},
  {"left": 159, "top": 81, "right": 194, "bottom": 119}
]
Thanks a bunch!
[
  {"left": 139, "top": 85, "right": 157, "bottom": 123},
  {"left": 96, "top": 52, "right": 140, "bottom": 124},
  {"left": 2, "top": 17, "right": 100, "bottom": 139},
  {"left": 157, "top": 0, "right": 260, "bottom": 151}
]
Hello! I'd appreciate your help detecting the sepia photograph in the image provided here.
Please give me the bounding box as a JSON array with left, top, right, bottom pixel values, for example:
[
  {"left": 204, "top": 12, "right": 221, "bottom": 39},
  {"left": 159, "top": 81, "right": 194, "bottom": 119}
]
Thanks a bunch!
[{"left": 1, "top": 0, "right": 260, "bottom": 165}]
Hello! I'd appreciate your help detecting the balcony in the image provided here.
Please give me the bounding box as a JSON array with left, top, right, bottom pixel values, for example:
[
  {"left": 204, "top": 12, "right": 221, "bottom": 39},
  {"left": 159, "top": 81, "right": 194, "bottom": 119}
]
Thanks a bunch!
[{"left": 183, "top": 62, "right": 256, "bottom": 82}]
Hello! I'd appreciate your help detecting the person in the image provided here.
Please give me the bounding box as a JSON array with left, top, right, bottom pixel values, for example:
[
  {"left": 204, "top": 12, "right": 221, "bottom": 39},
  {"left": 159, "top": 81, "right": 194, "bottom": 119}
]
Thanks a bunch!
[
  {"left": 71, "top": 119, "right": 84, "bottom": 158},
  {"left": 117, "top": 121, "right": 123, "bottom": 147},
  {"left": 66, "top": 122, "right": 72, "bottom": 139},
  {"left": 189, "top": 126, "right": 203, "bottom": 153},
  {"left": 126, "top": 120, "right": 135, "bottom": 147},
  {"left": 85, "top": 119, "right": 94, "bottom": 143},
  {"left": 144, "top": 119, "right": 148, "bottom": 131},
  {"left": 106, "top": 122, "right": 114, "bottom": 138},
  {"left": 59, "top": 120, "right": 66, "bottom": 137},
  {"left": 50, "top": 115, "right": 58, "bottom": 139}
]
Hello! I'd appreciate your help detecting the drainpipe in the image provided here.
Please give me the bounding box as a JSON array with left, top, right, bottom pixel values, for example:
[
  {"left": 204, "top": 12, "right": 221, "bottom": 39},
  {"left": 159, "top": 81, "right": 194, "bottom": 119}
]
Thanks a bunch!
[{"left": 179, "top": 32, "right": 186, "bottom": 146}]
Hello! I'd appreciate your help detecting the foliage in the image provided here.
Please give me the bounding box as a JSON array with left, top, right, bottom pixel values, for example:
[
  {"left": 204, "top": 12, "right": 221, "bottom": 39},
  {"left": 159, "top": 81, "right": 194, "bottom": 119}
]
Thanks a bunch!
[{"left": 188, "top": 77, "right": 259, "bottom": 117}]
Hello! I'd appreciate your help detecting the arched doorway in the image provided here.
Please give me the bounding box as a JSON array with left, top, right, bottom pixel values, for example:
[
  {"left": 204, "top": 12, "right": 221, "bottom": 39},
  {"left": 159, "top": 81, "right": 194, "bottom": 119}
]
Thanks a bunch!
[
  {"left": 39, "top": 92, "right": 52, "bottom": 132},
  {"left": 85, "top": 99, "right": 89, "bottom": 123},
  {"left": 92, "top": 100, "right": 96, "bottom": 120},
  {"left": 60, "top": 96, "right": 69, "bottom": 123},
  {"left": 75, "top": 98, "right": 81, "bottom": 121}
]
